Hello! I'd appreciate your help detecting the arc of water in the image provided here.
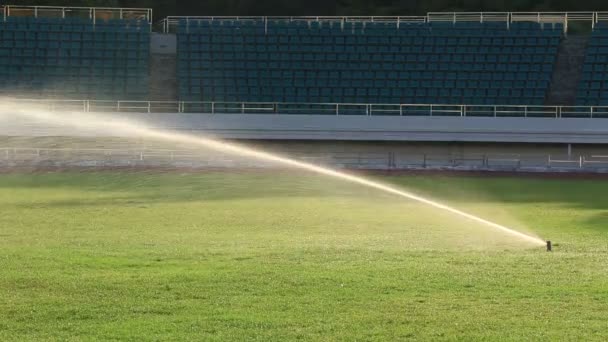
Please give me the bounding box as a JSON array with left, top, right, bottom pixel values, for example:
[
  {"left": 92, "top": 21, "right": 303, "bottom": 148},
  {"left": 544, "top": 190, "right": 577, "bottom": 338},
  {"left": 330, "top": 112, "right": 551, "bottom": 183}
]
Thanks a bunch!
[{"left": 4, "top": 102, "right": 546, "bottom": 246}]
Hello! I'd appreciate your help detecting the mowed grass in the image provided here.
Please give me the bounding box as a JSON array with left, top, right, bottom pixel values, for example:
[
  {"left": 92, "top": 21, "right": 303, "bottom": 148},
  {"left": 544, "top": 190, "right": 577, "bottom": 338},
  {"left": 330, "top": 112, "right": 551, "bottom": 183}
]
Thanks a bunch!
[{"left": 0, "top": 171, "right": 607, "bottom": 341}]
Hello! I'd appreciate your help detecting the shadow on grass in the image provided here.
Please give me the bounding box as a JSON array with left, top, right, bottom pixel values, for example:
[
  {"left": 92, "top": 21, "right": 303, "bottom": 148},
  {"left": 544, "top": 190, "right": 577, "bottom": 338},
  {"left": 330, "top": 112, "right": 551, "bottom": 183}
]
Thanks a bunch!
[
  {"left": 1, "top": 171, "right": 608, "bottom": 211},
  {"left": 582, "top": 212, "right": 608, "bottom": 232}
]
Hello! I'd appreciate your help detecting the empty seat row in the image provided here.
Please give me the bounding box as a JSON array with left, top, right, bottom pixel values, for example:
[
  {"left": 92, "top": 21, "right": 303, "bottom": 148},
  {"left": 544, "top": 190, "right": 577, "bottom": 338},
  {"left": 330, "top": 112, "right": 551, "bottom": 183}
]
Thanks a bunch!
[
  {"left": 0, "top": 15, "right": 149, "bottom": 100},
  {"left": 178, "top": 19, "right": 559, "bottom": 105},
  {"left": 577, "top": 26, "right": 608, "bottom": 105}
]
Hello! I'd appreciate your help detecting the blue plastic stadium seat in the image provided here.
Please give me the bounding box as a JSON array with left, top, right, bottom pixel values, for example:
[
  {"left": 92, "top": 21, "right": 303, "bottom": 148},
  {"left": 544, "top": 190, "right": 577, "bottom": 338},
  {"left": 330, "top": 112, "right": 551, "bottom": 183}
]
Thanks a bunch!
[
  {"left": 0, "top": 14, "right": 150, "bottom": 99},
  {"left": 172, "top": 18, "right": 563, "bottom": 105}
]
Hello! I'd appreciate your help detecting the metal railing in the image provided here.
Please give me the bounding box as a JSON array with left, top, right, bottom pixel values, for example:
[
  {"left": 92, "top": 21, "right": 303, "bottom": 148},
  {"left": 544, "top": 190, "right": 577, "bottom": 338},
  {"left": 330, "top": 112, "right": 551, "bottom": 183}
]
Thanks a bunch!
[
  {"left": 161, "top": 11, "right": 608, "bottom": 33},
  {"left": 3, "top": 146, "right": 608, "bottom": 172},
  {"left": 2, "top": 5, "right": 153, "bottom": 24},
  {"left": 6, "top": 99, "right": 608, "bottom": 118},
  {"left": 159, "top": 15, "right": 428, "bottom": 34}
]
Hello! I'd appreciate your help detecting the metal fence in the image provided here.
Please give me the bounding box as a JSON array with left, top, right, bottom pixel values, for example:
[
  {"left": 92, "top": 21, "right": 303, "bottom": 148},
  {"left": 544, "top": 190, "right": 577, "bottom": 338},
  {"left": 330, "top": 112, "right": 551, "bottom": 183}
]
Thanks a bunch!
[
  {"left": 2, "top": 147, "right": 608, "bottom": 172},
  {"left": 2, "top": 5, "right": 153, "bottom": 24},
  {"left": 7, "top": 99, "right": 608, "bottom": 118},
  {"left": 161, "top": 11, "right": 608, "bottom": 33}
]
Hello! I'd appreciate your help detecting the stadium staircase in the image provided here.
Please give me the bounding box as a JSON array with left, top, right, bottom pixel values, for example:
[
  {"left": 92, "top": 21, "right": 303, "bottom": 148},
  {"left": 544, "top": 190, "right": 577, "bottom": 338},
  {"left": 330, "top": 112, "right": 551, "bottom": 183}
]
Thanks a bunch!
[
  {"left": 149, "top": 33, "right": 178, "bottom": 101},
  {"left": 546, "top": 35, "right": 589, "bottom": 106}
]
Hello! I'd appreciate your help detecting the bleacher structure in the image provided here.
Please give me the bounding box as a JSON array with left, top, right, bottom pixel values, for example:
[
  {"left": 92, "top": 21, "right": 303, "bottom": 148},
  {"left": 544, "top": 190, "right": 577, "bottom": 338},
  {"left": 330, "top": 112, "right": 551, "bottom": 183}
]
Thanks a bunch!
[
  {"left": 577, "top": 22, "right": 608, "bottom": 106},
  {"left": 176, "top": 20, "right": 561, "bottom": 105},
  {"left": 2, "top": 6, "right": 608, "bottom": 114},
  {"left": 0, "top": 6, "right": 151, "bottom": 100}
]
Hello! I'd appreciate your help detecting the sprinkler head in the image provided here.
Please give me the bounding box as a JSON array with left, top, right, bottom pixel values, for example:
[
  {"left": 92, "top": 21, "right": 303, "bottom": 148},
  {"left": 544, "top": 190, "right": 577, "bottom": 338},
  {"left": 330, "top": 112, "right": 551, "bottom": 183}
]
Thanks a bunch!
[{"left": 546, "top": 240, "right": 552, "bottom": 252}]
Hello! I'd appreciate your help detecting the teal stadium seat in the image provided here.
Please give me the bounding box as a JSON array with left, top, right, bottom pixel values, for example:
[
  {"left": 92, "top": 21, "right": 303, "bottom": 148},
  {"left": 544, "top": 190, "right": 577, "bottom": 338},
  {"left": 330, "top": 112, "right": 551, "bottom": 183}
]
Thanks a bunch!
[
  {"left": 176, "top": 19, "right": 562, "bottom": 106},
  {"left": 576, "top": 22, "right": 608, "bottom": 106},
  {"left": 0, "top": 15, "right": 150, "bottom": 100}
]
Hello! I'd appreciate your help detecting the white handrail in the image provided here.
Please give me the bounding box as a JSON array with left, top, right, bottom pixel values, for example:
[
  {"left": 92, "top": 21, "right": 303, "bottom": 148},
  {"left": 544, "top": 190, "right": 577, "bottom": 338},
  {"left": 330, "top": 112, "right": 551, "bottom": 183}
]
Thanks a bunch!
[
  {"left": 161, "top": 11, "right": 608, "bottom": 33},
  {"left": 5, "top": 99, "right": 608, "bottom": 119},
  {"left": 2, "top": 5, "right": 153, "bottom": 23}
]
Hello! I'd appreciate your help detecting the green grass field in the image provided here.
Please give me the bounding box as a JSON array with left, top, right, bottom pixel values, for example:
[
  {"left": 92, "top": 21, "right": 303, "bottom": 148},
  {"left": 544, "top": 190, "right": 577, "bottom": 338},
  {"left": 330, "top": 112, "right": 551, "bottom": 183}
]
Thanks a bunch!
[{"left": 1, "top": 171, "right": 607, "bottom": 341}]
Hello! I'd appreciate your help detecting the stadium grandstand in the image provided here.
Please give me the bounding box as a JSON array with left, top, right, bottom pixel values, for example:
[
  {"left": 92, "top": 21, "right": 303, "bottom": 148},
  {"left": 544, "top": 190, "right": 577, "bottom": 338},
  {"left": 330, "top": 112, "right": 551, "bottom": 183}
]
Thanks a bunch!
[
  {"left": 1, "top": 6, "right": 607, "bottom": 108},
  {"left": 2, "top": 5, "right": 608, "bottom": 171}
]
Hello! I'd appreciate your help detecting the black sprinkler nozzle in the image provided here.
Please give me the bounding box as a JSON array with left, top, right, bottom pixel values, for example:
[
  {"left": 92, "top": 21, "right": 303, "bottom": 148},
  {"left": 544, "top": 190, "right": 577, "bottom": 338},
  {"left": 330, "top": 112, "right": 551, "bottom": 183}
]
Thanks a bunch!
[{"left": 546, "top": 240, "right": 552, "bottom": 252}]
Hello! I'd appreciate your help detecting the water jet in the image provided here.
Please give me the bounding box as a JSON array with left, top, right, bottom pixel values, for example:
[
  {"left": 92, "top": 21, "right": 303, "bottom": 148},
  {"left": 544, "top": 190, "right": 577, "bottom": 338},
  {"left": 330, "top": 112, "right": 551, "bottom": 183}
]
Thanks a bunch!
[{"left": 0, "top": 100, "right": 547, "bottom": 247}]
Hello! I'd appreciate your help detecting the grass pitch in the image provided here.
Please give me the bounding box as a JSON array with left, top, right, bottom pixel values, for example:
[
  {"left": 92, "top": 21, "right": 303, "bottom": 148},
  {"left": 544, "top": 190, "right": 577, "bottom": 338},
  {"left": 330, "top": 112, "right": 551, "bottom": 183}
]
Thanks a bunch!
[{"left": 1, "top": 171, "right": 607, "bottom": 340}]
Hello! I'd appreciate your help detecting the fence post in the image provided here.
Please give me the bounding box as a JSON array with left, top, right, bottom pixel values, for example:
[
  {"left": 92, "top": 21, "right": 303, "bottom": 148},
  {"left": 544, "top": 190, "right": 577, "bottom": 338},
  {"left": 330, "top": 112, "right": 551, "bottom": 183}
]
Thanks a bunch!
[
  {"left": 336, "top": 104, "right": 339, "bottom": 116},
  {"left": 147, "top": 102, "right": 151, "bottom": 113}
]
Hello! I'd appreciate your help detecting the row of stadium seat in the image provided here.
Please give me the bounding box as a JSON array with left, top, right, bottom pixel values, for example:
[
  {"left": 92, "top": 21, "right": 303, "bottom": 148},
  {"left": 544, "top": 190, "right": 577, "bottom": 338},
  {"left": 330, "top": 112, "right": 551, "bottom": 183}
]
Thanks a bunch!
[
  {"left": 3, "top": 45, "right": 147, "bottom": 55},
  {"left": 182, "top": 44, "right": 559, "bottom": 56},
  {"left": 0, "top": 80, "right": 148, "bottom": 97},
  {"left": 0, "top": 48, "right": 149, "bottom": 58},
  {"left": 181, "top": 86, "right": 547, "bottom": 97},
  {"left": 180, "top": 20, "right": 562, "bottom": 36},
  {"left": 179, "top": 69, "right": 552, "bottom": 82},
  {"left": 181, "top": 75, "right": 552, "bottom": 88},
  {"left": 0, "top": 16, "right": 149, "bottom": 99},
  {"left": 186, "top": 19, "right": 558, "bottom": 29},
  {"left": 180, "top": 34, "right": 560, "bottom": 46},
  {"left": 184, "top": 28, "right": 562, "bottom": 38},
  {"left": 1, "top": 17, "right": 149, "bottom": 32},
  {"left": 181, "top": 61, "right": 555, "bottom": 73},
  {"left": 0, "top": 65, "right": 147, "bottom": 74},
  {"left": 183, "top": 52, "right": 556, "bottom": 64},
  {"left": 180, "top": 95, "right": 545, "bottom": 106},
  {"left": 1, "top": 31, "right": 148, "bottom": 42}
]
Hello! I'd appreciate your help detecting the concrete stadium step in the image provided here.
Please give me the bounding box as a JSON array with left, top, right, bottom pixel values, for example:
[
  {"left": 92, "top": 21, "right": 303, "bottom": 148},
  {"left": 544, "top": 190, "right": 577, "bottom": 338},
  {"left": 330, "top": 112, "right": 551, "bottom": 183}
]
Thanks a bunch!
[
  {"left": 149, "top": 33, "right": 178, "bottom": 102},
  {"left": 546, "top": 35, "right": 590, "bottom": 106}
]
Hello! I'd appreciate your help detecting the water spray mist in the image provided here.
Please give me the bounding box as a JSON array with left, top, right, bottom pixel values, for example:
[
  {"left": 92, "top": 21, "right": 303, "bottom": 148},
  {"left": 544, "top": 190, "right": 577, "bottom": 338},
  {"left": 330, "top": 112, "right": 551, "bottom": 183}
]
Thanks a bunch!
[{"left": 0, "top": 100, "right": 547, "bottom": 247}]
